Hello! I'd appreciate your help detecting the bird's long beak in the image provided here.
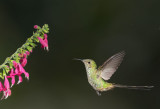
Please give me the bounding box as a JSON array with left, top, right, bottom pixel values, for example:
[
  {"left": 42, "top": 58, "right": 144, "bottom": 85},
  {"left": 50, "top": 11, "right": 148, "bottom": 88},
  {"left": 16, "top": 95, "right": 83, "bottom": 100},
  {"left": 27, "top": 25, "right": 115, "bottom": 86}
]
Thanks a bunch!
[{"left": 73, "top": 58, "right": 83, "bottom": 61}]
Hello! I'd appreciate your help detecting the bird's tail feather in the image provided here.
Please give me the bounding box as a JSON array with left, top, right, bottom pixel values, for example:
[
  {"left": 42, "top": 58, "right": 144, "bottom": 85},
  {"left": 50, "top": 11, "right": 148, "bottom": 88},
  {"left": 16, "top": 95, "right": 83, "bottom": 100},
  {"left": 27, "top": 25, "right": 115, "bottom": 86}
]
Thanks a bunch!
[{"left": 114, "top": 84, "right": 154, "bottom": 90}]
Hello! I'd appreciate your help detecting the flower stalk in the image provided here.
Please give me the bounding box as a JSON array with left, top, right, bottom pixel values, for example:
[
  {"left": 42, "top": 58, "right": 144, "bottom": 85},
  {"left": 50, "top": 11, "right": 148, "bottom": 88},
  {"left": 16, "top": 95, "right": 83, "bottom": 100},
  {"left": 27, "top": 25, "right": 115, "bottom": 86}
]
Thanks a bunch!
[{"left": 0, "top": 24, "right": 49, "bottom": 99}]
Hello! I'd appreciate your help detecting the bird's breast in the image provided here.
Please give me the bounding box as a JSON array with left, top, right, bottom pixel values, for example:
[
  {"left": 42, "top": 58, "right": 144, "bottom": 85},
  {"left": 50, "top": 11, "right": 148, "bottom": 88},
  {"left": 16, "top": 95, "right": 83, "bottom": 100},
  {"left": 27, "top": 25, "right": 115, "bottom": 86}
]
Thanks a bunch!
[
  {"left": 86, "top": 68, "right": 113, "bottom": 91},
  {"left": 87, "top": 74, "right": 113, "bottom": 91}
]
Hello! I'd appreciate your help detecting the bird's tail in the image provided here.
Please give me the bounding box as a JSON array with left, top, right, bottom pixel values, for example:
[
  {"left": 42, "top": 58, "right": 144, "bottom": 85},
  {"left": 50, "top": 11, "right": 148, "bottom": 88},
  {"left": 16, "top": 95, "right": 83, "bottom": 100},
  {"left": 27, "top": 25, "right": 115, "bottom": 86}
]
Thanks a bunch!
[{"left": 114, "top": 84, "right": 154, "bottom": 90}]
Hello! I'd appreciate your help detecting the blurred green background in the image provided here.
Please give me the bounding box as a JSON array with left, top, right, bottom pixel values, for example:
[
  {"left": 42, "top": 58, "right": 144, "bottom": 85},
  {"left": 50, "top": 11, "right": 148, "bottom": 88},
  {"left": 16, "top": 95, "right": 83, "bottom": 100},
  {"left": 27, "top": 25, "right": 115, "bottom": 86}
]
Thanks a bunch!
[{"left": 0, "top": 0, "right": 159, "bottom": 109}]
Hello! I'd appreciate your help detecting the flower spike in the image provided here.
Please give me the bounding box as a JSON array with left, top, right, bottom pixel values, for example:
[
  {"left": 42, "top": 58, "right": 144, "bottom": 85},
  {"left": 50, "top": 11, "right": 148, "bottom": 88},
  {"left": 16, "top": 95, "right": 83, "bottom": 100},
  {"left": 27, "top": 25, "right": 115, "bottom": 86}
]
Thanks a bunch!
[{"left": 0, "top": 24, "right": 50, "bottom": 99}]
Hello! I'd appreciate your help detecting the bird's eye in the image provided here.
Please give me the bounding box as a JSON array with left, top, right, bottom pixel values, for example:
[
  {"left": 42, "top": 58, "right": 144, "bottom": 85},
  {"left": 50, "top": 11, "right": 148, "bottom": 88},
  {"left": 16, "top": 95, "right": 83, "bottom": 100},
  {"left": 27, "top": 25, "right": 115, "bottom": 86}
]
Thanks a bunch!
[{"left": 88, "top": 62, "right": 90, "bottom": 64}]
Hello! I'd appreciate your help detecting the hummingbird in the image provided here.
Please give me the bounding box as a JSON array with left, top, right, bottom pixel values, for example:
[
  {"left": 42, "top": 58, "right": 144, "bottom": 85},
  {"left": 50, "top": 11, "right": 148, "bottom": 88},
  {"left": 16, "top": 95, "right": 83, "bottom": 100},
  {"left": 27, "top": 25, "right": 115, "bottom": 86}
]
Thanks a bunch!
[{"left": 74, "top": 51, "right": 154, "bottom": 95}]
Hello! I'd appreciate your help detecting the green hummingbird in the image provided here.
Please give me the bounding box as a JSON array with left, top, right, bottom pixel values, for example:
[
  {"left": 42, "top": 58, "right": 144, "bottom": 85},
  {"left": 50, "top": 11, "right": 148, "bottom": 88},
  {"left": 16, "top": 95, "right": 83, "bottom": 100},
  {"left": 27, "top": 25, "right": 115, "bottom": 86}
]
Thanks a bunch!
[{"left": 75, "top": 51, "right": 154, "bottom": 95}]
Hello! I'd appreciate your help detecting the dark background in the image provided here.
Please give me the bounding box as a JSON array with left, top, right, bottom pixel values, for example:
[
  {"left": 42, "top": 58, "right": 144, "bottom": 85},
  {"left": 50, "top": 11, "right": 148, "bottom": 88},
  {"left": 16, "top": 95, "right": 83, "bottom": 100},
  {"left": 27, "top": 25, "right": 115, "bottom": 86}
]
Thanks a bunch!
[{"left": 0, "top": 0, "right": 159, "bottom": 109}]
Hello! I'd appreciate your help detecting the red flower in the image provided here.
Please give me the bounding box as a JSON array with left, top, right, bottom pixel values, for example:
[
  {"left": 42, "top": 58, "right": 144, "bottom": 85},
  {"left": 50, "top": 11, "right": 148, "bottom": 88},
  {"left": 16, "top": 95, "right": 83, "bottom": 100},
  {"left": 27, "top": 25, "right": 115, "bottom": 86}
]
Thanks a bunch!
[
  {"left": 18, "top": 63, "right": 29, "bottom": 80},
  {"left": 1, "top": 76, "right": 11, "bottom": 99},
  {"left": 20, "top": 53, "right": 27, "bottom": 67},
  {"left": 0, "top": 82, "right": 4, "bottom": 92},
  {"left": 34, "top": 25, "right": 38, "bottom": 29},
  {"left": 7, "top": 68, "right": 15, "bottom": 87},
  {"left": 37, "top": 34, "right": 49, "bottom": 51}
]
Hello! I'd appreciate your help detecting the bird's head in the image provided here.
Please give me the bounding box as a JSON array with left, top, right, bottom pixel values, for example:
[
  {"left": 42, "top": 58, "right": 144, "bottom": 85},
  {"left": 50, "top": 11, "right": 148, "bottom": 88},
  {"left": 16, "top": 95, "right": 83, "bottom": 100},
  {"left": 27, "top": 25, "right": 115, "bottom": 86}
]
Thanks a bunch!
[{"left": 74, "top": 58, "right": 97, "bottom": 70}]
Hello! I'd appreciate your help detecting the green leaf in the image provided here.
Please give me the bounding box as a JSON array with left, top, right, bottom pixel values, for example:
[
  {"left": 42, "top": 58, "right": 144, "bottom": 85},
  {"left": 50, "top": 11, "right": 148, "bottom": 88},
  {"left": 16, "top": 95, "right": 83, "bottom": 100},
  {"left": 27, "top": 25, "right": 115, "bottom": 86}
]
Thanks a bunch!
[
  {"left": 38, "top": 29, "right": 42, "bottom": 33},
  {"left": 44, "top": 24, "right": 48, "bottom": 28},
  {"left": 30, "top": 43, "right": 37, "bottom": 48},
  {"left": 3, "top": 69, "right": 6, "bottom": 77},
  {"left": 42, "top": 24, "right": 49, "bottom": 33},
  {"left": 27, "top": 38, "right": 33, "bottom": 43},
  {"left": 25, "top": 43, "right": 30, "bottom": 46},
  {"left": 42, "top": 29, "right": 49, "bottom": 33},
  {"left": 23, "top": 50, "right": 27, "bottom": 53},
  {"left": 13, "top": 54, "right": 20, "bottom": 63},
  {"left": 0, "top": 73, "right": 4, "bottom": 79},
  {"left": 26, "top": 46, "right": 33, "bottom": 52},
  {"left": 33, "top": 37, "right": 39, "bottom": 42},
  {"left": 34, "top": 33, "right": 40, "bottom": 37},
  {"left": 4, "top": 66, "right": 9, "bottom": 74},
  {"left": 9, "top": 61, "right": 13, "bottom": 69}
]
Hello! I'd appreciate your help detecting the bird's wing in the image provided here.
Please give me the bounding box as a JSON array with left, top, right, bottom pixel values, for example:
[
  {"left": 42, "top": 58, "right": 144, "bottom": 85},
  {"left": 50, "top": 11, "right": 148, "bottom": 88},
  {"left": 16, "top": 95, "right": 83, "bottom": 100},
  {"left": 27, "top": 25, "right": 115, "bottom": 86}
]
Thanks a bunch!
[{"left": 98, "top": 51, "right": 125, "bottom": 80}]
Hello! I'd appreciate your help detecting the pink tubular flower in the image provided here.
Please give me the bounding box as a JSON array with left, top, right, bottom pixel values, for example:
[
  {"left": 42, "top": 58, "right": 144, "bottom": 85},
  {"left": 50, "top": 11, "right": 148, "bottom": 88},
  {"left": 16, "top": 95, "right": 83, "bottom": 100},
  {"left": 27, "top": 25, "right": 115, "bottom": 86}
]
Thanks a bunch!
[
  {"left": 11, "top": 77, "right": 15, "bottom": 87},
  {"left": 34, "top": 25, "right": 38, "bottom": 29},
  {"left": 18, "top": 63, "right": 29, "bottom": 80},
  {"left": 10, "top": 69, "right": 15, "bottom": 87},
  {"left": 17, "top": 76, "right": 23, "bottom": 84},
  {"left": 0, "top": 82, "right": 4, "bottom": 92},
  {"left": 4, "top": 76, "right": 10, "bottom": 89},
  {"left": 1, "top": 76, "right": 12, "bottom": 99},
  {"left": 15, "top": 68, "right": 23, "bottom": 84},
  {"left": 14, "top": 67, "right": 19, "bottom": 75},
  {"left": 37, "top": 37, "right": 48, "bottom": 50},
  {"left": 37, "top": 34, "right": 49, "bottom": 51},
  {"left": 26, "top": 51, "right": 30, "bottom": 55},
  {"left": 13, "top": 61, "right": 17, "bottom": 68},
  {"left": 15, "top": 65, "right": 23, "bottom": 84},
  {"left": 43, "top": 34, "right": 49, "bottom": 51},
  {"left": 44, "top": 34, "right": 48, "bottom": 40},
  {"left": 24, "top": 72, "right": 29, "bottom": 80},
  {"left": 21, "top": 57, "right": 27, "bottom": 67},
  {"left": 20, "top": 54, "right": 27, "bottom": 67},
  {"left": 23, "top": 53, "right": 27, "bottom": 58},
  {"left": 3, "top": 89, "right": 11, "bottom": 99},
  {"left": 13, "top": 61, "right": 23, "bottom": 84},
  {"left": 18, "top": 63, "right": 26, "bottom": 73},
  {"left": 7, "top": 68, "right": 15, "bottom": 87}
]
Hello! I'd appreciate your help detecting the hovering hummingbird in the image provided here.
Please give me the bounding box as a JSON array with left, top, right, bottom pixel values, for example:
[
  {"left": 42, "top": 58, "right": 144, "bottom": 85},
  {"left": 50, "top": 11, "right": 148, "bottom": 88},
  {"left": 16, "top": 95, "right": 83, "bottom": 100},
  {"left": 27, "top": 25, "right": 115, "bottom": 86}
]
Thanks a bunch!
[{"left": 75, "top": 51, "right": 154, "bottom": 95}]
